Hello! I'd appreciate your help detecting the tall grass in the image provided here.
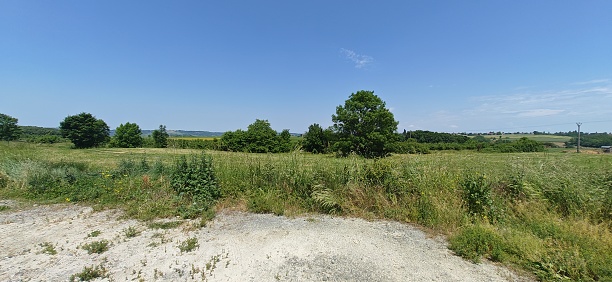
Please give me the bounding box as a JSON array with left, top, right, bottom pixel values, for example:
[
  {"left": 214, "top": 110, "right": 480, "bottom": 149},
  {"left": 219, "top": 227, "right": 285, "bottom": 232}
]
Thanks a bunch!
[{"left": 1, "top": 142, "right": 611, "bottom": 280}]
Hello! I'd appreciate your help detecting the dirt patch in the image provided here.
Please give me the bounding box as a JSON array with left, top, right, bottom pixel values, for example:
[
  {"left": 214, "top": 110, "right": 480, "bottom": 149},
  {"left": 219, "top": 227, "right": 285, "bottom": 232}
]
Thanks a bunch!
[{"left": 0, "top": 203, "right": 532, "bottom": 281}]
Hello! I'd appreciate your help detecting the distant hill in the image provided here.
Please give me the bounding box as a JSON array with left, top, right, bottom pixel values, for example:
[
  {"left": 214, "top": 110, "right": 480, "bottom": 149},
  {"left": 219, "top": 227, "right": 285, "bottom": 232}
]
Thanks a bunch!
[{"left": 137, "top": 130, "right": 225, "bottom": 137}]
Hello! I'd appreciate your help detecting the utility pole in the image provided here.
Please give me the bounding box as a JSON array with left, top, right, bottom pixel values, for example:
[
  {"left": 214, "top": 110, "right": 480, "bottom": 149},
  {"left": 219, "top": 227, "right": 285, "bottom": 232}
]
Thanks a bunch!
[{"left": 576, "top": 122, "right": 582, "bottom": 153}]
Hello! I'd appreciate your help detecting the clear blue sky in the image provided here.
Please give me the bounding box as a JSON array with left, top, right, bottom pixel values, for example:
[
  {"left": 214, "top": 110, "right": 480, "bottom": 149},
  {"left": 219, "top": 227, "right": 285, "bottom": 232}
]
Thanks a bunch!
[{"left": 2, "top": 1, "right": 612, "bottom": 133}]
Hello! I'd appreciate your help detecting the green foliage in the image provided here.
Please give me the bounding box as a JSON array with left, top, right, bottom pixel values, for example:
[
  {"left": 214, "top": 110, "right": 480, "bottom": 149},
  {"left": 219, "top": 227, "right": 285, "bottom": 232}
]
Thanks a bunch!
[
  {"left": 484, "top": 137, "right": 545, "bottom": 153},
  {"left": 19, "top": 126, "right": 64, "bottom": 143},
  {"left": 151, "top": 124, "right": 169, "bottom": 148},
  {"left": 221, "top": 119, "right": 293, "bottom": 153},
  {"left": 111, "top": 122, "right": 143, "bottom": 148},
  {"left": 0, "top": 113, "right": 21, "bottom": 142},
  {"left": 178, "top": 237, "right": 199, "bottom": 253},
  {"left": 148, "top": 220, "right": 183, "bottom": 230},
  {"left": 402, "top": 130, "right": 470, "bottom": 143},
  {"left": 60, "top": 112, "right": 110, "bottom": 148},
  {"left": 3, "top": 143, "right": 612, "bottom": 281},
  {"left": 70, "top": 264, "right": 108, "bottom": 281},
  {"left": 449, "top": 224, "right": 507, "bottom": 263},
  {"left": 170, "top": 154, "right": 220, "bottom": 218},
  {"left": 566, "top": 133, "right": 612, "bottom": 148},
  {"left": 220, "top": 129, "right": 247, "bottom": 152},
  {"left": 461, "top": 173, "right": 498, "bottom": 222},
  {"left": 391, "top": 140, "right": 430, "bottom": 154},
  {"left": 246, "top": 119, "right": 278, "bottom": 153},
  {"left": 302, "top": 123, "right": 329, "bottom": 153},
  {"left": 332, "top": 90, "right": 398, "bottom": 158},
  {"left": 166, "top": 138, "right": 220, "bottom": 150},
  {"left": 81, "top": 240, "right": 109, "bottom": 254},
  {"left": 123, "top": 226, "right": 140, "bottom": 238},
  {"left": 39, "top": 242, "right": 58, "bottom": 255},
  {"left": 87, "top": 230, "right": 101, "bottom": 238}
]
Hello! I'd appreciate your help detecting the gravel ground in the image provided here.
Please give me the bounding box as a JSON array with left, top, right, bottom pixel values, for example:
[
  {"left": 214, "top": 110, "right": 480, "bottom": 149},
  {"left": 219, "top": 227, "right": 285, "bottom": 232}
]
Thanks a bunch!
[{"left": 0, "top": 201, "right": 532, "bottom": 281}]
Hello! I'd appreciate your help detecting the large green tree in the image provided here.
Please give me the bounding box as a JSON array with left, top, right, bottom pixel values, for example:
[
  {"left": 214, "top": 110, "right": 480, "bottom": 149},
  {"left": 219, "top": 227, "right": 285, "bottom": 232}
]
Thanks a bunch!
[
  {"left": 111, "top": 122, "right": 143, "bottom": 148},
  {"left": 60, "top": 113, "right": 110, "bottom": 148},
  {"left": 221, "top": 119, "right": 292, "bottom": 153},
  {"left": 151, "top": 124, "right": 169, "bottom": 148},
  {"left": 0, "top": 113, "right": 21, "bottom": 143},
  {"left": 245, "top": 119, "right": 278, "bottom": 153},
  {"left": 332, "top": 90, "right": 398, "bottom": 158},
  {"left": 303, "top": 123, "right": 328, "bottom": 153}
]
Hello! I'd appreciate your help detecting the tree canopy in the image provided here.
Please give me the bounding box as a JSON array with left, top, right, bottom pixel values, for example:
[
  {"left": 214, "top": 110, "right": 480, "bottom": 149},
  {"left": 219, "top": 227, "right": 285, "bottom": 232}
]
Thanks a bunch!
[
  {"left": 221, "top": 119, "right": 292, "bottom": 153},
  {"left": 332, "top": 90, "right": 398, "bottom": 158},
  {"left": 59, "top": 113, "right": 110, "bottom": 148},
  {"left": 111, "top": 122, "right": 143, "bottom": 148},
  {"left": 151, "top": 125, "right": 169, "bottom": 148},
  {"left": 302, "top": 123, "right": 331, "bottom": 154},
  {"left": 0, "top": 113, "right": 21, "bottom": 142}
]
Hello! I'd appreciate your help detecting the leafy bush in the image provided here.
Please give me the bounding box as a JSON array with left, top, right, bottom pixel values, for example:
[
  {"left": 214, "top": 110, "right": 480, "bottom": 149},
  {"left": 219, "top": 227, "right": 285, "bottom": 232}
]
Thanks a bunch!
[
  {"left": 110, "top": 122, "right": 143, "bottom": 148},
  {"left": 461, "top": 173, "right": 499, "bottom": 222},
  {"left": 220, "top": 119, "right": 293, "bottom": 153},
  {"left": 170, "top": 154, "right": 220, "bottom": 218},
  {"left": 60, "top": 112, "right": 110, "bottom": 149}
]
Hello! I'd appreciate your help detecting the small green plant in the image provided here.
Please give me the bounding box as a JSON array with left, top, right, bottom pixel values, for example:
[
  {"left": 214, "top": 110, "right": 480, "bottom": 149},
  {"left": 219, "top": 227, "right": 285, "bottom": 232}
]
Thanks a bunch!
[
  {"left": 70, "top": 264, "right": 108, "bottom": 281},
  {"left": 39, "top": 242, "right": 57, "bottom": 255},
  {"left": 178, "top": 237, "right": 199, "bottom": 253},
  {"left": 123, "top": 226, "right": 140, "bottom": 238},
  {"left": 461, "top": 173, "right": 498, "bottom": 222},
  {"left": 87, "top": 230, "right": 101, "bottom": 238},
  {"left": 148, "top": 220, "right": 182, "bottom": 230},
  {"left": 81, "top": 240, "right": 109, "bottom": 254}
]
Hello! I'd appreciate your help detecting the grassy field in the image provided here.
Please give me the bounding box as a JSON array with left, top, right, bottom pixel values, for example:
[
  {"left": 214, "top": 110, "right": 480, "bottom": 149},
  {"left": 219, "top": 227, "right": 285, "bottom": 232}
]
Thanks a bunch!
[{"left": 1, "top": 142, "right": 611, "bottom": 281}]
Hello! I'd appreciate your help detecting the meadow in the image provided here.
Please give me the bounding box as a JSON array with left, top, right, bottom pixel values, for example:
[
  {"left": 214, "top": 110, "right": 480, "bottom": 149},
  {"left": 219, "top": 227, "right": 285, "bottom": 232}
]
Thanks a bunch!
[{"left": 1, "top": 142, "right": 611, "bottom": 281}]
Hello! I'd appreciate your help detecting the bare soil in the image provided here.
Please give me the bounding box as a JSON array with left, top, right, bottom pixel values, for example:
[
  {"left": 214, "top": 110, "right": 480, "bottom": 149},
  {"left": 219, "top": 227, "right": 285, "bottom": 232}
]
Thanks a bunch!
[{"left": 0, "top": 201, "right": 532, "bottom": 281}]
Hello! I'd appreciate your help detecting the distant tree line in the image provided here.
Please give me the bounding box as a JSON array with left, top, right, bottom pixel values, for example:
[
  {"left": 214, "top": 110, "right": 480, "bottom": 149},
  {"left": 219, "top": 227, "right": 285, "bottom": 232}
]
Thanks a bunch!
[
  {"left": 566, "top": 133, "right": 612, "bottom": 148},
  {"left": 2, "top": 90, "right": 560, "bottom": 156}
]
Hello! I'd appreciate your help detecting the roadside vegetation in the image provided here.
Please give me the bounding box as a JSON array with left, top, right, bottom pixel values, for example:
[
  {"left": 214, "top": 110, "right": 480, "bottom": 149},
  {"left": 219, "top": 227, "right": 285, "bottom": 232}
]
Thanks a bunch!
[
  {"left": 1, "top": 90, "right": 612, "bottom": 281},
  {"left": 1, "top": 142, "right": 611, "bottom": 280}
]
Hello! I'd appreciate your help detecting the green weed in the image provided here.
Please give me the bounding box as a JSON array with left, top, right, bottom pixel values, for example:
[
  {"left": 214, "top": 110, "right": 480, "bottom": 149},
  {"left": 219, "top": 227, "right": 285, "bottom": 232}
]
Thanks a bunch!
[
  {"left": 86, "top": 230, "right": 101, "bottom": 238},
  {"left": 39, "top": 242, "right": 57, "bottom": 255},
  {"left": 70, "top": 264, "right": 108, "bottom": 281},
  {"left": 123, "top": 226, "right": 140, "bottom": 238},
  {"left": 178, "top": 237, "right": 199, "bottom": 253},
  {"left": 81, "top": 240, "right": 109, "bottom": 254},
  {"left": 148, "top": 220, "right": 182, "bottom": 230}
]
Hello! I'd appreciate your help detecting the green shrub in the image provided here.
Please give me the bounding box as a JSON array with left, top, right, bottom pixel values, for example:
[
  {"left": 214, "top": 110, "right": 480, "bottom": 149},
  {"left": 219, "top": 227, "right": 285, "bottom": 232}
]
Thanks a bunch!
[
  {"left": 70, "top": 264, "right": 108, "bottom": 281},
  {"left": 461, "top": 173, "right": 497, "bottom": 222},
  {"left": 171, "top": 154, "right": 220, "bottom": 217},
  {"left": 81, "top": 240, "right": 109, "bottom": 254},
  {"left": 178, "top": 237, "right": 199, "bottom": 253}
]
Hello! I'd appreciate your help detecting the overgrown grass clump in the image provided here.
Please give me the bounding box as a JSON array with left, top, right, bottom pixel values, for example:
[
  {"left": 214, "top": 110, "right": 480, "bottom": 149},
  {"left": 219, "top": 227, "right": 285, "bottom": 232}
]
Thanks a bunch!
[{"left": 1, "top": 142, "right": 611, "bottom": 280}]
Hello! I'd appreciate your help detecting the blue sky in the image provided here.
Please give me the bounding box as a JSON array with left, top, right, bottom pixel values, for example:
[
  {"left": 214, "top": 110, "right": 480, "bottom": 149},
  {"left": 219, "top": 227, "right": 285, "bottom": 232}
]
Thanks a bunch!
[{"left": 2, "top": 1, "right": 612, "bottom": 133}]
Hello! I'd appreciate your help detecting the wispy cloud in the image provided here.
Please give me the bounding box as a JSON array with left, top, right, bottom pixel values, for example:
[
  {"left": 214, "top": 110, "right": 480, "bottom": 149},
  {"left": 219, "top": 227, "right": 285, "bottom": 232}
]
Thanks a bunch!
[
  {"left": 470, "top": 86, "right": 612, "bottom": 117},
  {"left": 340, "top": 48, "right": 373, "bottom": 69},
  {"left": 406, "top": 80, "right": 612, "bottom": 133},
  {"left": 571, "top": 79, "right": 610, "bottom": 85},
  {"left": 515, "top": 109, "right": 566, "bottom": 117}
]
